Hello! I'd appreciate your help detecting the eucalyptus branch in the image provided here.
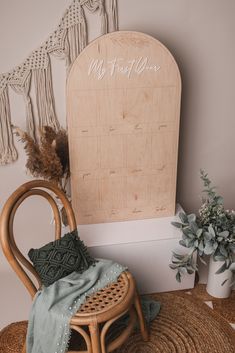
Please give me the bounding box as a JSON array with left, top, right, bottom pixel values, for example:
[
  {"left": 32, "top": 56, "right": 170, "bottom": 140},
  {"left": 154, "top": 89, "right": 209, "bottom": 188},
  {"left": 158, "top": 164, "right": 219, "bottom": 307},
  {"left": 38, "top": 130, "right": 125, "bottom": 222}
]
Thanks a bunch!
[{"left": 170, "top": 171, "right": 235, "bottom": 283}]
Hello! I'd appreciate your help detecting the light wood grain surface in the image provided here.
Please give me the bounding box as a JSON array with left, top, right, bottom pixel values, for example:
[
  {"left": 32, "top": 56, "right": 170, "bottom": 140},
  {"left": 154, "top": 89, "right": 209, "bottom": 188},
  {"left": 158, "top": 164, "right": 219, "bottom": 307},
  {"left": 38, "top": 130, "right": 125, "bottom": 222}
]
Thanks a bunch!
[{"left": 67, "top": 31, "right": 181, "bottom": 224}]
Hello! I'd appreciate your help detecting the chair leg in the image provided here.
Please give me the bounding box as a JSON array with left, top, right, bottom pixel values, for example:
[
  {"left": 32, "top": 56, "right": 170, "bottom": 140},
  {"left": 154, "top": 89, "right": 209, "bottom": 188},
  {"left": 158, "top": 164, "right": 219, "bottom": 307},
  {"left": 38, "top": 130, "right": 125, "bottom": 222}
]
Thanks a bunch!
[
  {"left": 134, "top": 293, "right": 149, "bottom": 342},
  {"left": 89, "top": 323, "right": 102, "bottom": 353},
  {"left": 22, "top": 341, "right": 26, "bottom": 353}
]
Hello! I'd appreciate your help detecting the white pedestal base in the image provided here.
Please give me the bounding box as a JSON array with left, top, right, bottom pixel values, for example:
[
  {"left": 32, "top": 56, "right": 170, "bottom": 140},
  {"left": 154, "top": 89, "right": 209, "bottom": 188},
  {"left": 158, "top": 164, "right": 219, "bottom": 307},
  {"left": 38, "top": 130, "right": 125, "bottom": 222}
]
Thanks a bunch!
[{"left": 78, "top": 204, "right": 195, "bottom": 294}]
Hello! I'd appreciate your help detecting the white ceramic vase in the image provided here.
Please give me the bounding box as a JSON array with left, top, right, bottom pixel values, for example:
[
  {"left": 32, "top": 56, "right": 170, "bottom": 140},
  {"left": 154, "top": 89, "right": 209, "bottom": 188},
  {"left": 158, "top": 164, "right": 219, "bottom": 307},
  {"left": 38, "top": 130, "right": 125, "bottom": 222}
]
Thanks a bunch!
[{"left": 206, "top": 256, "right": 233, "bottom": 298}]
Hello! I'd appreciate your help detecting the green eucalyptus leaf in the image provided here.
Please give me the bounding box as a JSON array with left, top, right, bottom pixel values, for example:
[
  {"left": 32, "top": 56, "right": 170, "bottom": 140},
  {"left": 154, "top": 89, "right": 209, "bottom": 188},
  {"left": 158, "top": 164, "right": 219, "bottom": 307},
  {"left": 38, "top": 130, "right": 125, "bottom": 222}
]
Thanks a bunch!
[
  {"left": 169, "top": 264, "right": 179, "bottom": 270},
  {"left": 198, "top": 250, "right": 204, "bottom": 257},
  {"left": 172, "top": 252, "right": 185, "bottom": 260},
  {"left": 215, "top": 262, "right": 227, "bottom": 274},
  {"left": 179, "top": 240, "right": 187, "bottom": 247},
  {"left": 179, "top": 267, "right": 187, "bottom": 275},
  {"left": 216, "top": 196, "right": 224, "bottom": 204},
  {"left": 187, "top": 214, "right": 196, "bottom": 223},
  {"left": 204, "top": 232, "right": 213, "bottom": 241},
  {"left": 187, "top": 232, "right": 196, "bottom": 240},
  {"left": 176, "top": 272, "right": 181, "bottom": 283},
  {"left": 204, "top": 242, "right": 214, "bottom": 255},
  {"left": 182, "top": 233, "right": 187, "bottom": 240},
  {"left": 183, "top": 228, "right": 193, "bottom": 236},
  {"left": 187, "top": 269, "right": 195, "bottom": 275},
  {"left": 219, "top": 231, "right": 229, "bottom": 238},
  {"left": 179, "top": 212, "right": 188, "bottom": 224},
  {"left": 219, "top": 246, "right": 228, "bottom": 257},
  {"left": 188, "top": 239, "right": 196, "bottom": 248},
  {"left": 198, "top": 240, "right": 204, "bottom": 252},
  {"left": 208, "top": 224, "right": 216, "bottom": 238},
  {"left": 213, "top": 254, "right": 226, "bottom": 261},
  {"left": 190, "top": 221, "right": 198, "bottom": 234},
  {"left": 184, "top": 238, "right": 195, "bottom": 248},
  {"left": 171, "top": 221, "right": 183, "bottom": 228},
  {"left": 196, "top": 229, "right": 203, "bottom": 238}
]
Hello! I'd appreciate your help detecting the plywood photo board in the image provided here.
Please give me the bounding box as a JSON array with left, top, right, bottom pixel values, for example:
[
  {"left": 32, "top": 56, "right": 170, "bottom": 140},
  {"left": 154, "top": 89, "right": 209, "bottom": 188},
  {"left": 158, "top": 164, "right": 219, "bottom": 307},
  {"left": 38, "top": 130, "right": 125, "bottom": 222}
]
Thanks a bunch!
[{"left": 67, "top": 31, "right": 181, "bottom": 224}]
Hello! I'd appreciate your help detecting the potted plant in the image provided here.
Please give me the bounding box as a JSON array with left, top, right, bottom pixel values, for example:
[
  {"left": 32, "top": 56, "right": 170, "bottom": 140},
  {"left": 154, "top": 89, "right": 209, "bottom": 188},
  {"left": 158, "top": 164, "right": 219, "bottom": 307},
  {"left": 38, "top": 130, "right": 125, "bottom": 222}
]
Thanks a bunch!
[{"left": 170, "top": 170, "right": 235, "bottom": 298}]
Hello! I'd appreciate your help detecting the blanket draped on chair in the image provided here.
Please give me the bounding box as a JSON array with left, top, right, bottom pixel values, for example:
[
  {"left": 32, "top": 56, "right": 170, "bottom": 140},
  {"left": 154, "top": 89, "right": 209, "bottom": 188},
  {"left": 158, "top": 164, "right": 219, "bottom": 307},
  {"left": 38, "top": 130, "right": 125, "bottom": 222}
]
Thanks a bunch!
[
  {"left": 27, "top": 259, "right": 126, "bottom": 353},
  {"left": 26, "top": 259, "right": 160, "bottom": 353}
]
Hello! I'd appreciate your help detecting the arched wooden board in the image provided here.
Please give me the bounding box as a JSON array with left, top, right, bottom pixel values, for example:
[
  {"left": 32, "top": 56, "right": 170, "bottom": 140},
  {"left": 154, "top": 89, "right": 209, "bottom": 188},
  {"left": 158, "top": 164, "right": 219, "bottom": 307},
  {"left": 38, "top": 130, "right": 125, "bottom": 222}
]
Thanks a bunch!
[{"left": 67, "top": 31, "right": 181, "bottom": 224}]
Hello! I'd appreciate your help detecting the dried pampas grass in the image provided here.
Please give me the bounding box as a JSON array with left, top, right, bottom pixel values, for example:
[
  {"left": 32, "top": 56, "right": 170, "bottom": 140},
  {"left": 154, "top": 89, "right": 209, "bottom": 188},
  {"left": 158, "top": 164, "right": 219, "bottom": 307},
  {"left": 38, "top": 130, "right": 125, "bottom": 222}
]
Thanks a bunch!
[{"left": 14, "top": 125, "right": 70, "bottom": 192}]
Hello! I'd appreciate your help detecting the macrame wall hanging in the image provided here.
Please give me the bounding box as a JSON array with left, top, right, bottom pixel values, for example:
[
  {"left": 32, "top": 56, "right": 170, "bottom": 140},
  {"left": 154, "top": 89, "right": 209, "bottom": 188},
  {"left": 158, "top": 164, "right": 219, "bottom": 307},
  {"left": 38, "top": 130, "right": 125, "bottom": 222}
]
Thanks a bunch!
[{"left": 0, "top": 0, "right": 118, "bottom": 165}]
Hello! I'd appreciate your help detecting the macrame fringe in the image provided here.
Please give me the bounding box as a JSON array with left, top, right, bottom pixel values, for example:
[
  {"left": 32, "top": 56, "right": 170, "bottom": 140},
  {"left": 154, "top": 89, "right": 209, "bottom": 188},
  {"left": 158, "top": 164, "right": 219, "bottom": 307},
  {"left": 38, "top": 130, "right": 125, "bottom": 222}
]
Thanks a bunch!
[
  {"left": 100, "top": 2, "right": 108, "bottom": 35},
  {"left": 107, "top": 0, "right": 118, "bottom": 32},
  {"left": 11, "top": 72, "right": 36, "bottom": 140},
  {"left": 0, "top": 0, "right": 119, "bottom": 165},
  {"left": 0, "top": 87, "right": 17, "bottom": 165},
  {"left": 34, "top": 60, "right": 60, "bottom": 131},
  {"left": 66, "top": 9, "right": 87, "bottom": 68}
]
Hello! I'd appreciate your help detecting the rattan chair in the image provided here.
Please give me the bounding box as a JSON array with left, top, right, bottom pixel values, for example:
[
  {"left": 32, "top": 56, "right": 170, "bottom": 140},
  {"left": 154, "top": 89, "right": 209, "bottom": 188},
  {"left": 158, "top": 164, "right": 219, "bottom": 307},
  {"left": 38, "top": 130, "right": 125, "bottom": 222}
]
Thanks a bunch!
[{"left": 0, "top": 180, "right": 148, "bottom": 353}]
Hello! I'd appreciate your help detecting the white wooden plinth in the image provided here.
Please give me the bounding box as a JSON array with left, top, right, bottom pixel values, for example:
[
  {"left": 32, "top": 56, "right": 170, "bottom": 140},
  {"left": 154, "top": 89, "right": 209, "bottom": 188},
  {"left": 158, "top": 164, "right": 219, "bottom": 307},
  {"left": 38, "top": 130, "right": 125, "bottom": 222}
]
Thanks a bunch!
[{"left": 78, "top": 205, "right": 195, "bottom": 294}]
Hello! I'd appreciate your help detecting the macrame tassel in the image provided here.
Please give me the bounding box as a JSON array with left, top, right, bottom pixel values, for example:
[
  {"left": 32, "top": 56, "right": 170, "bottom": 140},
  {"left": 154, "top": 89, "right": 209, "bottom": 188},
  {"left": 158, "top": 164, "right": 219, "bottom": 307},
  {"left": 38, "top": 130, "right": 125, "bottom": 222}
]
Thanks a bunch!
[
  {"left": 107, "top": 0, "right": 118, "bottom": 32},
  {"left": 100, "top": 2, "right": 108, "bottom": 35},
  {"left": 24, "top": 86, "right": 35, "bottom": 140},
  {"left": 34, "top": 60, "right": 60, "bottom": 130},
  {"left": 0, "top": 87, "right": 17, "bottom": 165},
  {"left": 83, "top": 0, "right": 108, "bottom": 36},
  {"left": 66, "top": 9, "right": 87, "bottom": 68},
  {"left": 11, "top": 72, "right": 36, "bottom": 140}
]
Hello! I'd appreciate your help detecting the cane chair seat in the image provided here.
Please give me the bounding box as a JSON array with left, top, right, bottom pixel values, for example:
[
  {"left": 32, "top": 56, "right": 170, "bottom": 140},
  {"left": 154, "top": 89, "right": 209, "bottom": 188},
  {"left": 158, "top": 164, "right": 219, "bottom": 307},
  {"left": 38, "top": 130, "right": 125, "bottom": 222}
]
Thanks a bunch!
[
  {"left": 78, "top": 273, "right": 128, "bottom": 315},
  {"left": 0, "top": 180, "right": 148, "bottom": 353}
]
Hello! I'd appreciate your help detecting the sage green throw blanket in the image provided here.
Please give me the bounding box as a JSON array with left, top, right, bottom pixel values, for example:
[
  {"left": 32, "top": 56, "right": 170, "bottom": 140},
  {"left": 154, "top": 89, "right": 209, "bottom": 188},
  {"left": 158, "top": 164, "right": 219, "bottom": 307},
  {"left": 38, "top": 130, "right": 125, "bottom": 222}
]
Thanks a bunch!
[{"left": 26, "top": 259, "right": 160, "bottom": 353}]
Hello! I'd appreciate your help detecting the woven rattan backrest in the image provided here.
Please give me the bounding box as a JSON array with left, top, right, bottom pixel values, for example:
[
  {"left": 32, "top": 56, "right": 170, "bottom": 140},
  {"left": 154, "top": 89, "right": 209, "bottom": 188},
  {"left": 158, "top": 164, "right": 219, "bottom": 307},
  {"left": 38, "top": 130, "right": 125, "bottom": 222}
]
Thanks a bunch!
[{"left": 0, "top": 180, "right": 77, "bottom": 298}]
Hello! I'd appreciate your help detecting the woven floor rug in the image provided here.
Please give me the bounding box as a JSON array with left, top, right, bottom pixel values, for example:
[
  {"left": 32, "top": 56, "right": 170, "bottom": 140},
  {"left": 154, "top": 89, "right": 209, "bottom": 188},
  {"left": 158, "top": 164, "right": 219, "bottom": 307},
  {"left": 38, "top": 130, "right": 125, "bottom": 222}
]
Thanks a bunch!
[
  {"left": 0, "top": 292, "right": 234, "bottom": 353},
  {"left": 115, "top": 292, "right": 235, "bottom": 353},
  {"left": 190, "top": 284, "right": 235, "bottom": 323}
]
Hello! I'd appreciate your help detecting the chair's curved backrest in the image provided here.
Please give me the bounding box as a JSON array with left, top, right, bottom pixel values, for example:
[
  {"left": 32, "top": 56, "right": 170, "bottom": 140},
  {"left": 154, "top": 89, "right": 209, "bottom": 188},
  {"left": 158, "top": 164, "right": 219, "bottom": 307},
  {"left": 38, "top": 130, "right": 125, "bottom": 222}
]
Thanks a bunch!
[{"left": 0, "top": 180, "right": 77, "bottom": 298}]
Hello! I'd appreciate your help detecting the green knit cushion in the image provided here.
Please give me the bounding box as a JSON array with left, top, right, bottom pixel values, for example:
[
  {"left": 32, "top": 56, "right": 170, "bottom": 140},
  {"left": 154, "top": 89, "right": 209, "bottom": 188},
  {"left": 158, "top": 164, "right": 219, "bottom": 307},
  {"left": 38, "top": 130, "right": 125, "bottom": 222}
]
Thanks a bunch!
[{"left": 28, "top": 230, "right": 96, "bottom": 287}]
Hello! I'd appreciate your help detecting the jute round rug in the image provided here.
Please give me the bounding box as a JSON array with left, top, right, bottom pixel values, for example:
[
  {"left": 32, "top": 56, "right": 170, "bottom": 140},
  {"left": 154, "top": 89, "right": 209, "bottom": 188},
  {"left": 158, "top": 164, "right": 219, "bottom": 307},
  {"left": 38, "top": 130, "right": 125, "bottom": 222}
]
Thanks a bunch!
[
  {"left": 115, "top": 293, "right": 235, "bottom": 353},
  {"left": 0, "top": 321, "right": 27, "bottom": 353},
  {"left": 0, "top": 292, "right": 234, "bottom": 353},
  {"left": 190, "top": 284, "right": 235, "bottom": 323}
]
